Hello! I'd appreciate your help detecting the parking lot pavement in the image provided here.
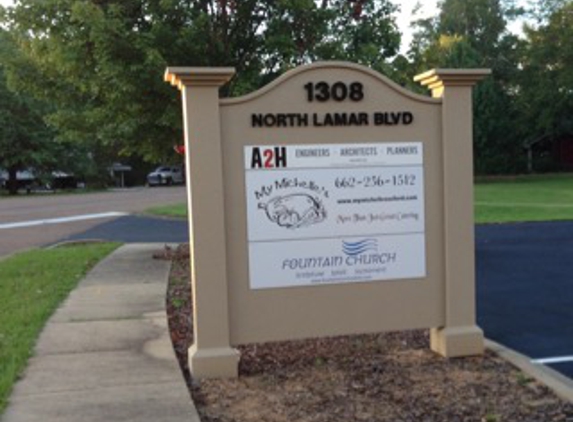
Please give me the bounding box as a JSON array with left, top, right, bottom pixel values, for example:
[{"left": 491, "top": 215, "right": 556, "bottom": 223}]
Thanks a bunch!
[
  {"left": 60, "top": 215, "right": 189, "bottom": 245},
  {"left": 476, "top": 221, "right": 573, "bottom": 379}
]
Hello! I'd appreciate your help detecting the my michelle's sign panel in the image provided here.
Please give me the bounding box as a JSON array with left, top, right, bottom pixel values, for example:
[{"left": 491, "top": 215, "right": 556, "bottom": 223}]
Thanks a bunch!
[
  {"left": 219, "top": 63, "right": 445, "bottom": 344},
  {"left": 245, "top": 143, "right": 426, "bottom": 289}
]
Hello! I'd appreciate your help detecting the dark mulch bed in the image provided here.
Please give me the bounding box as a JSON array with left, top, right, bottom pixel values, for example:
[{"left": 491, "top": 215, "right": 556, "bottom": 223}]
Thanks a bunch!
[{"left": 162, "top": 244, "right": 573, "bottom": 422}]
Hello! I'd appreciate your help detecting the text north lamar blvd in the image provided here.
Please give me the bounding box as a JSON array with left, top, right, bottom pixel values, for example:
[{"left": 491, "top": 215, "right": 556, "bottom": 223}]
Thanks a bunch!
[{"left": 251, "top": 111, "right": 414, "bottom": 128}]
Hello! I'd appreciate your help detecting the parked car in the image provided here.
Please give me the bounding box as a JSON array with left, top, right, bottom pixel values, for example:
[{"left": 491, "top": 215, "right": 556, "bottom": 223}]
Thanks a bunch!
[
  {"left": 146, "top": 165, "right": 184, "bottom": 186},
  {"left": 0, "top": 169, "right": 35, "bottom": 190},
  {"left": 0, "top": 168, "right": 78, "bottom": 192}
]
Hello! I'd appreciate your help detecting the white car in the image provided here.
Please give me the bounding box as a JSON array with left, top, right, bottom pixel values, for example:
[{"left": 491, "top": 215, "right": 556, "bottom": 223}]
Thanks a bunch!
[{"left": 146, "top": 166, "right": 184, "bottom": 186}]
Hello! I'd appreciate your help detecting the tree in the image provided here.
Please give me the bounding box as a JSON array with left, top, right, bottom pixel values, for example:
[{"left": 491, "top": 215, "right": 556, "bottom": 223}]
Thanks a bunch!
[
  {"left": 518, "top": 2, "right": 573, "bottom": 143},
  {"left": 525, "top": 0, "right": 569, "bottom": 23},
  {"left": 0, "top": 31, "right": 55, "bottom": 194},
  {"left": 437, "top": 0, "right": 506, "bottom": 49},
  {"left": 2, "top": 0, "right": 401, "bottom": 165},
  {"left": 407, "top": 0, "right": 526, "bottom": 174}
]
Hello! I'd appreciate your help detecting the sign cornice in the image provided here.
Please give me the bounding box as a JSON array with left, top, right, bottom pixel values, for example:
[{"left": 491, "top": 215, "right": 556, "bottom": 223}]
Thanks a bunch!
[
  {"left": 164, "top": 67, "right": 236, "bottom": 90},
  {"left": 414, "top": 69, "right": 492, "bottom": 96}
]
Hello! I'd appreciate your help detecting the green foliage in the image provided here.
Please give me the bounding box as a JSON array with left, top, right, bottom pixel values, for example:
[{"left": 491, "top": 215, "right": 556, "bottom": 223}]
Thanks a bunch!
[
  {"left": 2, "top": 0, "right": 400, "bottom": 164},
  {"left": 483, "top": 413, "right": 499, "bottom": 422},
  {"left": 517, "top": 2, "right": 573, "bottom": 142},
  {"left": 4, "top": 0, "right": 180, "bottom": 162},
  {"left": 0, "top": 29, "right": 112, "bottom": 191},
  {"left": 408, "top": 0, "right": 526, "bottom": 174},
  {"left": 407, "top": 0, "right": 573, "bottom": 175},
  {"left": 438, "top": 0, "right": 507, "bottom": 49},
  {"left": 516, "top": 372, "right": 534, "bottom": 386},
  {"left": 0, "top": 242, "right": 120, "bottom": 414},
  {"left": 0, "top": 31, "right": 54, "bottom": 193}
]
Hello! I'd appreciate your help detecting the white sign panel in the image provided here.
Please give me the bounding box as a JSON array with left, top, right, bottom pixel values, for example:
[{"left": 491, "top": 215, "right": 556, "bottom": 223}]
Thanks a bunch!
[{"left": 244, "top": 142, "right": 426, "bottom": 289}]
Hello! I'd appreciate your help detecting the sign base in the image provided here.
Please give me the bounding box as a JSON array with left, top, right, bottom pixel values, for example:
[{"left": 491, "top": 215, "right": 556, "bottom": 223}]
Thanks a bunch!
[
  {"left": 430, "top": 326, "right": 484, "bottom": 358},
  {"left": 189, "top": 344, "right": 240, "bottom": 379}
]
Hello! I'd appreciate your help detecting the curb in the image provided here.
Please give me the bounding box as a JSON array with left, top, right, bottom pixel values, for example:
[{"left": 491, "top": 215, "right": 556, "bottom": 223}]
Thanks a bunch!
[
  {"left": 0, "top": 240, "right": 110, "bottom": 262},
  {"left": 486, "top": 338, "right": 573, "bottom": 403},
  {"left": 135, "top": 212, "right": 188, "bottom": 221},
  {"left": 44, "top": 238, "right": 110, "bottom": 249}
]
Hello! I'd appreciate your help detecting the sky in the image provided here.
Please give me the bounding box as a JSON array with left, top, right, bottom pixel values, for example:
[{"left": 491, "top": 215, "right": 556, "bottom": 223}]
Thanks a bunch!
[
  {"left": 395, "top": 0, "right": 440, "bottom": 52},
  {"left": 395, "top": 0, "right": 527, "bottom": 53}
]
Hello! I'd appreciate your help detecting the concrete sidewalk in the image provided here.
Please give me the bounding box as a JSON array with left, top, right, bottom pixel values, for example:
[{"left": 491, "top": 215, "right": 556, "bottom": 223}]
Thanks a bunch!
[{"left": 2, "top": 244, "right": 199, "bottom": 422}]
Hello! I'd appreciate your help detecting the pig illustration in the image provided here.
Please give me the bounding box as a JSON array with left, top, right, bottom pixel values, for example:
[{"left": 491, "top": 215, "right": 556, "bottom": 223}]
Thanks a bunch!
[{"left": 258, "top": 193, "right": 326, "bottom": 229}]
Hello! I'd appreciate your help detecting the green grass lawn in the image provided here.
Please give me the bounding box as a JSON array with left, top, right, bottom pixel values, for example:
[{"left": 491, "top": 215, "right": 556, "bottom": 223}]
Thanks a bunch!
[
  {"left": 145, "top": 203, "right": 187, "bottom": 218},
  {"left": 144, "top": 175, "right": 573, "bottom": 224},
  {"left": 475, "top": 174, "right": 573, "bottom": 223},
  {"left": 0, "top": 242, "right": 120, "bottom": 414}
]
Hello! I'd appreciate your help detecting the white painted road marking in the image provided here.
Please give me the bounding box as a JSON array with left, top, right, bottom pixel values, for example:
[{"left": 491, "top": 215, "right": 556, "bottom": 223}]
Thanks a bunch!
[
  {"left": 531, "top": 356, "right": 573, "bottom": 365},
  {"left": 0, "top": 212, "right": 129, "bottom": 230}
]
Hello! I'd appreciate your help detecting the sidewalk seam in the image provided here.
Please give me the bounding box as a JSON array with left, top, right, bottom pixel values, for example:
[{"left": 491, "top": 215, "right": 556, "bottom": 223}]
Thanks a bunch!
[{"left": 12, "top": 380, "right": 191, "bottom": 400}]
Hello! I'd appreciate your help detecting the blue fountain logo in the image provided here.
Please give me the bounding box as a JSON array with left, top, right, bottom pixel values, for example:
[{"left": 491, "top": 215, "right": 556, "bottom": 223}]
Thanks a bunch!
[{"left": 342, "top": 239, "right": 378, "bottom": 256}]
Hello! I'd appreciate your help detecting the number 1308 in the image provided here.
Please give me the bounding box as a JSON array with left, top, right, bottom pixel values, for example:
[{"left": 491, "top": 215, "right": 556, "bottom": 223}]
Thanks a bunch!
[{"left": 304, "top": 81, "right": 364, "bottom": 102}]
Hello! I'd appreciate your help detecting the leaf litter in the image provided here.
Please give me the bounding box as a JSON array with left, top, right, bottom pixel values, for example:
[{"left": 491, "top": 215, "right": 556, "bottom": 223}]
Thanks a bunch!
[{"left": 162, "top": 244, "right": 573, "bottom": 422}]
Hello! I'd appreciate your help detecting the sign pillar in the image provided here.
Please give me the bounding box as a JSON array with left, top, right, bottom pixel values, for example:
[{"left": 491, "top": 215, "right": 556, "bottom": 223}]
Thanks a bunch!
[
  {"left": 165, "top": 67, "right": 239, "bottom": 378},
  {"left": 415, "top": 69, "right": 491, "bottom": 357}
]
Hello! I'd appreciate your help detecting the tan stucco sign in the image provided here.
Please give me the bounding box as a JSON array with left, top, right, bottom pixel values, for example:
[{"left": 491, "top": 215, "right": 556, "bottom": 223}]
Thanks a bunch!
[{"left": 165, "top": 62, "right": 490, "bottom": 379}]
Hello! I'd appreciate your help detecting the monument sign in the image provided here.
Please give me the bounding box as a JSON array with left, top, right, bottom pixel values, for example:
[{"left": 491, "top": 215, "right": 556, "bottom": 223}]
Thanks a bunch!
[{"left": 165, "top": 62, "right": 490, "bottom": 378}]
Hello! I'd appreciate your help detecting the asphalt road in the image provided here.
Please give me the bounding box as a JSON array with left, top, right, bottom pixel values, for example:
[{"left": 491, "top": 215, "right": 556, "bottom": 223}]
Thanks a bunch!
[
  {"left": 0, "top": 187, "right": 186, "bottom": 256},
  {"left": 476, "top": 222, "right": 573, "bottom": 379}
]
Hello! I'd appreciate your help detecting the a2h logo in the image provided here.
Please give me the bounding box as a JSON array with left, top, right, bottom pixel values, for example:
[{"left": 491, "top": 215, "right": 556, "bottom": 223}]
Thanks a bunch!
[{"left": 250, "top": 147, "right": 287, "bottom": 169}]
